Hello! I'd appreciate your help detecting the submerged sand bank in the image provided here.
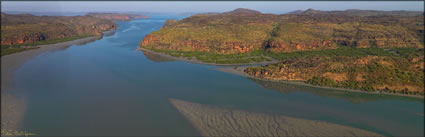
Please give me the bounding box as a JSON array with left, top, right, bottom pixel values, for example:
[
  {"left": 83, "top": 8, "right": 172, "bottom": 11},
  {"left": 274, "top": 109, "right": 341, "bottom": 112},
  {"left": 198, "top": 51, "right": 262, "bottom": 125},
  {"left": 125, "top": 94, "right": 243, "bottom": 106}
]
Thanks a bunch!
[
  {"left": 169, "top": 98, "right": 382, "bottom": 136},
  {"left": 1, "top": 35, "right": 103, "bottom": 92}
]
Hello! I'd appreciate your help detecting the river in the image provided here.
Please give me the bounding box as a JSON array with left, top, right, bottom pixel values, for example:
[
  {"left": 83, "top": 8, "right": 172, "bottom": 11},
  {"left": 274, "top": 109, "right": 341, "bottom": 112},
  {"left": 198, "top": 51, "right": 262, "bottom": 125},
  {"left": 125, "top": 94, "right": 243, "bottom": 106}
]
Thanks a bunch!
[{"left": 2, "top": 15, "right": 424, "bottom": 136}]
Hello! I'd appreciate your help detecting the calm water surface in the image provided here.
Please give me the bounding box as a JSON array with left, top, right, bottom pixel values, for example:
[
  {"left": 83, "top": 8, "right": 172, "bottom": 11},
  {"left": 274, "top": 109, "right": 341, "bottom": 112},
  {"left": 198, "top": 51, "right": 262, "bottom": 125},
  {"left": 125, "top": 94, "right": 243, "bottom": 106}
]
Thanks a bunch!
[{"left": 4, "top": 15, "right": 424, "bottom": 136}]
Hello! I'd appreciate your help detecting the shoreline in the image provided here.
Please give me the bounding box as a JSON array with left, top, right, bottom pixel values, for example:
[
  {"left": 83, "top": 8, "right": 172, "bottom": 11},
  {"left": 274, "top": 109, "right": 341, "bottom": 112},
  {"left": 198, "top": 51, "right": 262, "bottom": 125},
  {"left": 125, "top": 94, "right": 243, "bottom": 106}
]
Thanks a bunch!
[
  {"left": 216, "top": 66, "right": 425, "bottom": 99},
  {"left": 137, "top": 47, "right": 279, "bottom": 66},
  {"left": 1, "top": 30, "right": 114, "bottom": 92},
  {"left": 139, "top": 47, "right": 424, "bottom": 98}
]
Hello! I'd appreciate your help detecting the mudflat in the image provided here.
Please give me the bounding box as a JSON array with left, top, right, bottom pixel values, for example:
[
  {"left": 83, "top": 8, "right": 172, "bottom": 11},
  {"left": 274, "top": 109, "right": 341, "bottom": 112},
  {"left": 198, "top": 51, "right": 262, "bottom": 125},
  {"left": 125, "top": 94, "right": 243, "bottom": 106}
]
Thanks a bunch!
[{"left": 1, "top": 35, "right": 102, "bottom": 92}]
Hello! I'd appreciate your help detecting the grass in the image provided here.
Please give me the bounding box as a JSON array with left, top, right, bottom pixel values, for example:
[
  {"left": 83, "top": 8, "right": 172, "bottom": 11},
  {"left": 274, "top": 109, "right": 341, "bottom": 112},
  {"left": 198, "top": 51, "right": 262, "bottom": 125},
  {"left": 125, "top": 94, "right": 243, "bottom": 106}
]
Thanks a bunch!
[
  {"left": 267, "top": 47, "right": 395, "bottom": 61},
  {"left": 1, "top": 47, "right": 39, "bottom": 56},
  {"left": 1, "top": 35, "right": 93, "bottom": 56},
  {"left": 151, "top": 48, "right": 272, "bottom": 64},
  {"left": 148, "top": 46, "right": 422, "bottom": 65}
]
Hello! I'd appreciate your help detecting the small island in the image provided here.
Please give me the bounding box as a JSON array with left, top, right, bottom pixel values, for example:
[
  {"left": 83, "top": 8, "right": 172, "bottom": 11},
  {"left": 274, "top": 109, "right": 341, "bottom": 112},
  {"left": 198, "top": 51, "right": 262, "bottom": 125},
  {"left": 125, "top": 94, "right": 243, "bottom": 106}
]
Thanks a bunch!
[{"left": 139, "top": 8, "right": 424, "bottom": 96}]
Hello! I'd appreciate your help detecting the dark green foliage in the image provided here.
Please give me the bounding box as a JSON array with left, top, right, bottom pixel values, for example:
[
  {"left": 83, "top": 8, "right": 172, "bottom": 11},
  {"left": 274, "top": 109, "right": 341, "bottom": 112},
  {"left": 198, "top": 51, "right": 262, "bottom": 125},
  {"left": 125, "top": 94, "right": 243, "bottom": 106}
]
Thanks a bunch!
[
  {"left": 1, "top": 47, "right": 38, "bottom": 56},
  {"left": 1, "top": 35, "right": 93, "bottom": 56},
  {"left": 151, "top": 49, "right": 271, "bottom": 64},
  {"left": 267, "top": 47, "right": 394, "bottom": 61},
  {"left": 307, "top": 76, "right": 336, "bottom": 86}
]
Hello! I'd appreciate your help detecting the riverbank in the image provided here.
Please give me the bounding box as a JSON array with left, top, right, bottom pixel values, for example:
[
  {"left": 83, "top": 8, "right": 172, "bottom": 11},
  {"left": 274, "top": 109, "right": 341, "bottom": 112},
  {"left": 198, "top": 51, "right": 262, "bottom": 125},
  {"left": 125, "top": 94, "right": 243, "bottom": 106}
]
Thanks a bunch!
[
  {"left": 1, "top": 32, "right": 112, "bottom": 92},
  {"left": 139, "top": 47, "right": 424, "bottom": 98},
  {"left": 217, "top": 66, "right": 425, "bottom": 99},
  {"left": 138, "top": 47, "right": 279, "bottom": 66}
]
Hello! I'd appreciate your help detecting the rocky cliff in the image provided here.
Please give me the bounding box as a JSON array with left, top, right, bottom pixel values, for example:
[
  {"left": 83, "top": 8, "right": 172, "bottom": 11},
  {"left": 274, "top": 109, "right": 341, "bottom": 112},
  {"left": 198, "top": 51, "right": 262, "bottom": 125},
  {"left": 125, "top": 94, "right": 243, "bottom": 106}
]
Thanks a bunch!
[
  {"left": 140, "top": 8, "right": 424, "bottom": 54},
  {"left": 1, "top": 13, "right": 117, "bottom": 46}
]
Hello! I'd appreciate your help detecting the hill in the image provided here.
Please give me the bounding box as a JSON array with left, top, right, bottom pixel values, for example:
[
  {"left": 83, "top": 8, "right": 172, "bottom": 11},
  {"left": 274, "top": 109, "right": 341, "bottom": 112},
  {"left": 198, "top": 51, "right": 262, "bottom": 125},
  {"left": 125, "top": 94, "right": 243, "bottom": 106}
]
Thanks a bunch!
[
  {"left": 140, "top": 8, "right": 424, "bottom": 55},
  {"left": 86, "top": 13, "right": 149, "bottom": 21},
  {"left": 1, "top": 13, "right": 117, "bottom": 55},
  {"left": 139, "top": 8, "right": 424, "bottom": 95}
]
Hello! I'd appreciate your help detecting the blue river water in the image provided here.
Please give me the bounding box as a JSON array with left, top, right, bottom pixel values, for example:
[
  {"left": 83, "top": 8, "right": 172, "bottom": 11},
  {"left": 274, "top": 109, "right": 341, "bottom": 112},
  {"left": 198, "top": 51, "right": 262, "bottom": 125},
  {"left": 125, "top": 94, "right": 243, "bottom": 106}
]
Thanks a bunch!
[{"left": 4, "top": 15, "right": 424, "bottom": 136}]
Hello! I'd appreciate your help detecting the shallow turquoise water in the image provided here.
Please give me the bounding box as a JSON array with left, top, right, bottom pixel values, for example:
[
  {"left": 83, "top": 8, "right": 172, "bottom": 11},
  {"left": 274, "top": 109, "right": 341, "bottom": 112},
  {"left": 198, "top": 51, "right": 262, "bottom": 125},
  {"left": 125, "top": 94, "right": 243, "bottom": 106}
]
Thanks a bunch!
[{"left": 5, "top": 15, "right": 424, "bottom": 136}]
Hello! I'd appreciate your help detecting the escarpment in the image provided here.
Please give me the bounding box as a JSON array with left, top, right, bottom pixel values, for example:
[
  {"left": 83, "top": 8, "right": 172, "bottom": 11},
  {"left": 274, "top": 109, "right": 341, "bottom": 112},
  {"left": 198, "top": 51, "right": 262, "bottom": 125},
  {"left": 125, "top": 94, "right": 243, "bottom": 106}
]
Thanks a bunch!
[
  {"left": 140, "top": 8, "right": 424, "bottom": 54},
  {"left": 1, "top": 13, "right": 117, "bottom": 46}
]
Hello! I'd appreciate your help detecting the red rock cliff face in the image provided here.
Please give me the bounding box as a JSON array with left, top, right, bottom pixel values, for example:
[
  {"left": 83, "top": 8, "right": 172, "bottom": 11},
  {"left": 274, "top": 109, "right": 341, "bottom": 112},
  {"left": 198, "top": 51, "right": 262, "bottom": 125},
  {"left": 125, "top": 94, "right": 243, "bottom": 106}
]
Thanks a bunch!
[
  {"left": 225, "top": 41, "right": 254, "bottom": 53},
  {"left": 2, "top": 33, "right": 46, "bottom": 45},
  {"left": 354, "top": 34, "right": 422, "bottom": 48},
  {"left": 265, "top": 40, "right": 336, "bottom": 52},
  {"left": 140, "top": 34, "right": 160, "bottom": 47},
  {"left": 140, "top": 34, "right": 257, "bottom": 54},
  {"left": 245, "top": 62, "right": 314, "bottom": 81},
  {"left": 140, "top": 35, "right": 212, "bottom": 52}
]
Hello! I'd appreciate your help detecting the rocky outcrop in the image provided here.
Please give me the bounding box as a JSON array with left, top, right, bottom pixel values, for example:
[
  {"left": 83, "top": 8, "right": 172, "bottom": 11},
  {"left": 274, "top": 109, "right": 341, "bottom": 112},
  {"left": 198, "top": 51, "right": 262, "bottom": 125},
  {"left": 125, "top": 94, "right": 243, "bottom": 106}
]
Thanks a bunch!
[
  {"left": 225, "top": 41, "right": 254, "bottom": 53},
  {"left": 141, "top": 39, "right": 258, "bottom": 54},
  {"left": 265, "top": 40, "right": 336, "bottom": 52},
  {"left": 2, "top": 32, "right": 46, "bottom": 45},
  {"left": 245, "top": 58, "right": 318, "bottom": 81}
]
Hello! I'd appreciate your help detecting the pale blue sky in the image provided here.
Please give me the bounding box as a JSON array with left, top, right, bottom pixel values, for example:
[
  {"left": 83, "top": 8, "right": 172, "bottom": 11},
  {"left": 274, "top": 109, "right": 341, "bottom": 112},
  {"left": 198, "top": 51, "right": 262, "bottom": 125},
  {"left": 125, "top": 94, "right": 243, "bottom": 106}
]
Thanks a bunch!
[{"left": 2, "top": 1, "right": 424, "bottom": 14}]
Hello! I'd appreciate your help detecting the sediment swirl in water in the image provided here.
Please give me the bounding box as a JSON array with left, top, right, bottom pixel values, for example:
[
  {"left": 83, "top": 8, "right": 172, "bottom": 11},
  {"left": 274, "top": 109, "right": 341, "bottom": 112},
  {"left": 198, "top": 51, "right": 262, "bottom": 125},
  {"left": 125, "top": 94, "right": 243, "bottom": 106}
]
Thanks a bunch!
[{"left": 169, "top": 98, "right": 382, "bottom": 136}]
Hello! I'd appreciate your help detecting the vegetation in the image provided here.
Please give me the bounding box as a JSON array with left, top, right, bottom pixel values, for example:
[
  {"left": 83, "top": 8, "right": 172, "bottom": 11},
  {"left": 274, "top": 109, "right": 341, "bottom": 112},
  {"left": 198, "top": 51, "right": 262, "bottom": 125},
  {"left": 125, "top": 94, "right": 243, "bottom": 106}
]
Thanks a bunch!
[
  {"left": 246, "top": 48, "right": 424, "bottom": 95},
  {"left": 1, "top": 12, "right": 116, "bottom": 55},
  {"left": 138, "top": 8, "right": 425, "bottom": 95},
  {"left": 151, "top": 48, "right": 272, "bottom": 64},
  {"left": 1, "top": 47, "right": 39, "bottom": 56},
  {"left": 1, "top": 35, "right": 93, "bottom": 56},
  {"left": 267, "top": 47, "right": 394, "bottom": 60},
  {"left": 140, "top": 8, "right": 423, "bottom": 60}
]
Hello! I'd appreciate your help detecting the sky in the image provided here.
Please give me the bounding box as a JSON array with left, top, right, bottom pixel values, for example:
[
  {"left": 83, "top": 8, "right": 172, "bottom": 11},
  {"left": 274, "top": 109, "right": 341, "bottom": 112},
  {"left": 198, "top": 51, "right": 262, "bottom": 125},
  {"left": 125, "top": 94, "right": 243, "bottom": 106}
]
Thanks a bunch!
[{"left": 1, "top": 1, "right": 424, "bottom": 14}]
